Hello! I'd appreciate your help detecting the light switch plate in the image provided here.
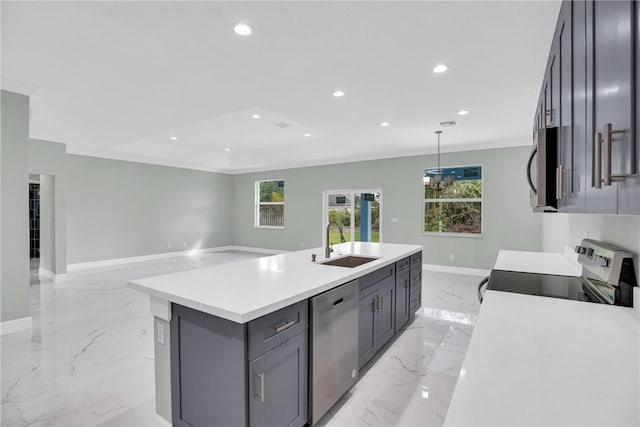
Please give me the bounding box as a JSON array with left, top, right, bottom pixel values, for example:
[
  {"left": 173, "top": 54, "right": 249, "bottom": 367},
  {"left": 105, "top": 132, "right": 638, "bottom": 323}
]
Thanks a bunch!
[{"left": 391, "top": 217, "right": 399, "bottom": 223}]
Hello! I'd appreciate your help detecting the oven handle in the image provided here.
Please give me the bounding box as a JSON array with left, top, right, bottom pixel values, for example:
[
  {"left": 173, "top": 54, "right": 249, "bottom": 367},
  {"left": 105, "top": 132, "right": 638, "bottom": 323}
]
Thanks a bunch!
[
  {"left": 526, "top": 146, "right": 538, "bottom": 195},
  {"left": 477, "top": 276, "right": 490, "bottom": 303}
]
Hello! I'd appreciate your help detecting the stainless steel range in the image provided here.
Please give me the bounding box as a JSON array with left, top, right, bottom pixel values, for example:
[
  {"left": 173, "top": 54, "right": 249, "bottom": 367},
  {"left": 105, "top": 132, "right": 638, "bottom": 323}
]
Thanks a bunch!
[{"left": 484, "top": 239, "right": 637, "bottom": 307}]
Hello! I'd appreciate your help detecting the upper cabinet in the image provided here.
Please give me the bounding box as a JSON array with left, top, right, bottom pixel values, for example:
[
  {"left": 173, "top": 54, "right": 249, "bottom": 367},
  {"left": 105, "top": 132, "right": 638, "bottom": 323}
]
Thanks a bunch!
[{"left": 534, "top": 0, "right": 639, "bottom": 215}]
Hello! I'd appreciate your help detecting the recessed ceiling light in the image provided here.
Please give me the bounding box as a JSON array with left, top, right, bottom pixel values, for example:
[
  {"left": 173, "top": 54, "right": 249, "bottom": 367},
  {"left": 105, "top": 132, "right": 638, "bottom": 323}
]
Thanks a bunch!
[
  {"left": 457, "top": 110, "right": 469, "bottom": 116},
  {"left": 224, "top": 148, "right": 231, "bottom": 152},
  {"left": 169, "top": 136, "right": 178, "bottom": 141},
  {"left": 304, "top": 133, "right": 311, "bottom": 137},
  {"left": 252, "top": 114, "right": 261, "bottom": 119},
  {"left": 433, "top": 64, "right": 448, "bottom": 73},
  {"left": 333, "top": 90, "right": 345, "bottom": 97},
  {"left": 380, "top": 122, "right": 390, "bottom": 127},
  {"left": 233, "top": 23, "right": 253, "bottom": 36}
]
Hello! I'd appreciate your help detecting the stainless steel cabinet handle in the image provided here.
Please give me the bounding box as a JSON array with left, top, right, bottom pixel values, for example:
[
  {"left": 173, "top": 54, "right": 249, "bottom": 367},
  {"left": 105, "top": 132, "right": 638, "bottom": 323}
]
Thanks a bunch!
[
  {"left": 604, "top": 123, "right": 626, "bottom": 186},
  {"left": 556, "top": 166, "right": 562, "bottom": 200},
  {"left": 526, "top": 146, "right": 538, "bottom": 195},
  {"left": 257, "top": 373, "right": 265, "bottom": 403},
  {"left": 379, "top": 295, "right": 383, "bottom": 311},
  {"left": 274, "top": 320, "right": 296, "bottom": 333},
  {"left": 594, "top": 132, "right": 602, "bottom": 189}
]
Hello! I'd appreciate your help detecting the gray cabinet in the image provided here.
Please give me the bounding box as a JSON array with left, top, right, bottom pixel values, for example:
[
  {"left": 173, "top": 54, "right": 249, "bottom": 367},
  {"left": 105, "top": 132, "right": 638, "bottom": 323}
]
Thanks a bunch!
[
  {"left": 358, "top": 276, "right": 396, "bottom": 369},
  {"left": 409, "top": 252, "right": 422, "bottom": 319},
  {"left": 171, "top": 301, "right": 308, "bottom": 427},
  {"left": 586, "top": 0, "right": 635, "bottom": 214},
  {"left": 394, "top": 269, "right": 410, "bottom": 332},
  {"left": 249, "top": 331, "right": 308, "bottom": 427},
  {"left": 534, "top": 0, "right": 640, "bottom": 215}
]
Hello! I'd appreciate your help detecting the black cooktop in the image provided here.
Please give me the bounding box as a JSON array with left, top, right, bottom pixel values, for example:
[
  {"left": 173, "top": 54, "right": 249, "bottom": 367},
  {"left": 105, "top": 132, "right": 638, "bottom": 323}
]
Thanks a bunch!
[{"left": 487, "top": 270, "right": 605, "bottom": 303}]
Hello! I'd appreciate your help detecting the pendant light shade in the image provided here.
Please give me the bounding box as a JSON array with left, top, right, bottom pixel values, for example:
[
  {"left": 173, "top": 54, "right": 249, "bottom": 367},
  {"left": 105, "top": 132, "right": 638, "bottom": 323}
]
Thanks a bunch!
[{"left": 423, "top": 130, "right": 454, "bottom": 189}]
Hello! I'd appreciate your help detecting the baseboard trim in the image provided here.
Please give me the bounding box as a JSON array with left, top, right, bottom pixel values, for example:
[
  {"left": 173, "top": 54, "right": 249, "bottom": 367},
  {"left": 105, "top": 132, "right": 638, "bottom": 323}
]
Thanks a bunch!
[
  {"left": 67, "top": 246, "right": 287, "bottom": 271},
  {"left": 226, "top": 245, "right": 290, "bottom": 255},
  {"left": 1, "top": 316, "right": 32, "bottom": 336},
  {"left": 39, "top": 268, "right": 68, "bottom": 282},
  {"left": 39, "top": 267, "right": 54, "bottom": 279},
  {"left": 422, "top": 263, "right": 491, "bottom": 277}
]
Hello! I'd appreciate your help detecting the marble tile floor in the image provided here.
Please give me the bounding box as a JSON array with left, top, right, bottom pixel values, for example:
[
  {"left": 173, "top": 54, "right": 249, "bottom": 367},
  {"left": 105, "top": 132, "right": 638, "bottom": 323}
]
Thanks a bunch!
[{"left": 2, "top": 254, "right": 485, "bottom": 427}]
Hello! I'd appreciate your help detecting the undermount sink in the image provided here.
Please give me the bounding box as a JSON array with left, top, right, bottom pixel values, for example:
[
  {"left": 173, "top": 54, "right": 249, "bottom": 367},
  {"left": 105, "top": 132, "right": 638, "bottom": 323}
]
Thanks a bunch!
[{"left": 319, "top": 255, "right": 378, "bottom": 268}]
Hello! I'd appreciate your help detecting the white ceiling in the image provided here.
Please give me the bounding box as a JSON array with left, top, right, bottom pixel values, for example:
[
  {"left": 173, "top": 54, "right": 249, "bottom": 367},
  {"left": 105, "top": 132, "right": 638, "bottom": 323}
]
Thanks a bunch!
[{"left": 1, "top": 1, "right": 560, "bottom": 173}]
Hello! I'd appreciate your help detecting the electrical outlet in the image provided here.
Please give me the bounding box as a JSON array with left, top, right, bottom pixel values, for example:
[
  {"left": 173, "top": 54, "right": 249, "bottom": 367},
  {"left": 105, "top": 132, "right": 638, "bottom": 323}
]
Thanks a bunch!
[
  {"left": 449, "top": 254, "right": 455, "bottom": 261},
  {"left": 300, "top": 242, "right": 305, "bottom": 248},
  {"left": 167, "top": 243, "right": 171, "bottom": 249},
  {"left": 157, "top": 323, "right": 165, "bottom": 345},
  {"left": 183, "top": 241, "right": 187, "bottom": 248}
]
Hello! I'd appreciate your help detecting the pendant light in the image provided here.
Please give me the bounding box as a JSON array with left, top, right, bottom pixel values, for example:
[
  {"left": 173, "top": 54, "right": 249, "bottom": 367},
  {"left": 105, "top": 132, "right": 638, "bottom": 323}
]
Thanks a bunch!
[{"left": 423, "top": 130, "right": 455, "bottom": 188}]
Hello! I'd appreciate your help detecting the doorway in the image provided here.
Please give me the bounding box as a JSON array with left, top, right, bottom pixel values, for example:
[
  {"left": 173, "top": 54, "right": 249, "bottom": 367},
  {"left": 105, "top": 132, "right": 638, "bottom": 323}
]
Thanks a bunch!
[
  {"left": 28, "top": 177, "right": 40, "bottom": 284},
  {"left": 322, "top": 189, "right": 382, "bottom": 248}
]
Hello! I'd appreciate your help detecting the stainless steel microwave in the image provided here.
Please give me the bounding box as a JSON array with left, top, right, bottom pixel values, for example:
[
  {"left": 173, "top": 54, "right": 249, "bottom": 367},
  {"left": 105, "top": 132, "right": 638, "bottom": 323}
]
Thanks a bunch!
[{"left": 527, "top": 127, "right": 558, "bottom": 211}]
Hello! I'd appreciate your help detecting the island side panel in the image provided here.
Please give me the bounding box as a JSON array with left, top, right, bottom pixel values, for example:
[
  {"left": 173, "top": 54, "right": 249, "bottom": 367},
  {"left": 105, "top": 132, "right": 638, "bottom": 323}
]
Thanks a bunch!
[
  {"left": 171, "top": 304, "right": 248, "bottom": 427},
  {"left": 154, "top": 317, "right": 171, "bottom": 422}
]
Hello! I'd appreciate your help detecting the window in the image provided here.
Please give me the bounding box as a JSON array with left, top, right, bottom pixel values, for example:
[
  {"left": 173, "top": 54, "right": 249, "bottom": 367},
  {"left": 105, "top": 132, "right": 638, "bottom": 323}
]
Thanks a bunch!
[
  {"left": 423, "top": 165, "right": 482, "bottom": 235},
  {"left": 255, "top": 180, "right": 285, "bottom": 228}
]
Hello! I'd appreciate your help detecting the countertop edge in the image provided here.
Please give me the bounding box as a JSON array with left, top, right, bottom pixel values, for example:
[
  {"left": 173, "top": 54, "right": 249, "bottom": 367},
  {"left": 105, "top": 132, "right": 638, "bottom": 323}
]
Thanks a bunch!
[{"left": 128, "top": 245, "right": 422, "bottom": 323}]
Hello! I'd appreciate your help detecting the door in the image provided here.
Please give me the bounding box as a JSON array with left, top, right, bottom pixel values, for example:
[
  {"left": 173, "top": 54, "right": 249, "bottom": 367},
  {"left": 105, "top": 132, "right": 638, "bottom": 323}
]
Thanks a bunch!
[
  {"left": 323, "top": 189, "right": 382, "bottom": 249},
  {"left": 395, "top": 272, "right": 410, "bottom": 332},
  {"left": 357, "top": 290, "right": 378, "bottom": 370},
  {"left": 249, "top": 332, "right": 308, "bottom": 427},
  {"left": 587, "top": 0, "right": 634, "bottom": 213},
  {"left": 376, "top": 278, "right": 395, "bottom": 350}
]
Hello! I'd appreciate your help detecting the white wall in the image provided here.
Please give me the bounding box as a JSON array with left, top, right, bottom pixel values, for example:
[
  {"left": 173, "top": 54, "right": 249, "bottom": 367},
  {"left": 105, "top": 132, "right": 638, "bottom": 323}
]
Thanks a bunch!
[{"left": 542, "top": 213, "right": 640, "bottom": 282}]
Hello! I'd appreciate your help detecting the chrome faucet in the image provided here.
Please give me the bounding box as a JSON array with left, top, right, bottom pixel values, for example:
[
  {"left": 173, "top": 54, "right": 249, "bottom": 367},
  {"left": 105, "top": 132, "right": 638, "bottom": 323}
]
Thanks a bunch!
[{"left": 325, "top": 221, "right": 347, "bottom": 258}]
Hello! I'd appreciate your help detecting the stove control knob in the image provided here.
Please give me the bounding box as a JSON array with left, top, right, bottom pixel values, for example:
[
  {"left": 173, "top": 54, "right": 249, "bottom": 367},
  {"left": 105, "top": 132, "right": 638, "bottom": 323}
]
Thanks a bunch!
[
  {"left": 575, "top": 246, "right": 582, "bottom": 254},
  {"left": 601, "top": 257, "right": 610, "bottom": 268}
]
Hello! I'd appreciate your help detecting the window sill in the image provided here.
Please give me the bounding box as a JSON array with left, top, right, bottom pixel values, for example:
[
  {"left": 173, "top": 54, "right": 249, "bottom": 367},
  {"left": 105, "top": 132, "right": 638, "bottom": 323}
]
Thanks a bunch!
[
  {"left": 422, "top": 232, "right": 484, "bottom": 238},
  {"left": 255, "top": 226, "right": 285, "bottom": 230}
]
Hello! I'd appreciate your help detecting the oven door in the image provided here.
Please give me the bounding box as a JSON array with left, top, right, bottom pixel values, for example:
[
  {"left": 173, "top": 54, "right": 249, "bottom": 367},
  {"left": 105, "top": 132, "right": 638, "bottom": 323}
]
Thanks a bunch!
[{"left": 527, "top": 127, "right": 558, "bottom": 211}]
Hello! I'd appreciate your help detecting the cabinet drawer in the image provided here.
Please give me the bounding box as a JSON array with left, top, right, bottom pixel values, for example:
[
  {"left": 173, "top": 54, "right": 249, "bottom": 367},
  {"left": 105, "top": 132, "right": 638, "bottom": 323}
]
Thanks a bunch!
[
  {"left": 359, "top": 263, "right": 395, "bottom": 292},
  {"left": 248, "top": 300, "right": 308, "bottom": 360},
  {"left": 396, "top": 257, "right": 410, "bottom": 274},
  {"left": 410, "top": 269, "right": 422, "bottom": 293},
  {"left": 410, "top": 251, "right": 422, "bottom": 272},
  {"left": 410, "top": 287, "right": 421, "bottom": 314}
]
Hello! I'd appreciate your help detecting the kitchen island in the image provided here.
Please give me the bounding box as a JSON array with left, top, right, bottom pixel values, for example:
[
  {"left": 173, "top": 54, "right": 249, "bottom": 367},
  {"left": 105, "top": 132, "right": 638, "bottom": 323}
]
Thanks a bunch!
[{"left": 128, "top": 242, "right": 423, "bottom": 426}]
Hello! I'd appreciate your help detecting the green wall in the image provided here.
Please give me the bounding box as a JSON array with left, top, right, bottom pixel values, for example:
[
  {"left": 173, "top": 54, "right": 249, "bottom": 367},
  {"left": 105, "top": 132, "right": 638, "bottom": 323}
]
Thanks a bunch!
[
  {"left": 65, "top": 154, "right": 233, "bottom": 264},
  {"left": 1, "top": 90, "right": 30, "bottom": 322},
  {"left": 232, "top": 146, "right": 542, "bottom": 270}
]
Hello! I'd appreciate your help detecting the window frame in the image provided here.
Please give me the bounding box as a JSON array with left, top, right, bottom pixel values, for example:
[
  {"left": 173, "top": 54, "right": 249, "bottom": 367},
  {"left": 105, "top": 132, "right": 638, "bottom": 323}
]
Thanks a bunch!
[
  {"left": 255, "top": 179, "right": 285, "bottom": 229},
  {"left": 422, "top": 164, "right": 484, "bottom": 238}
]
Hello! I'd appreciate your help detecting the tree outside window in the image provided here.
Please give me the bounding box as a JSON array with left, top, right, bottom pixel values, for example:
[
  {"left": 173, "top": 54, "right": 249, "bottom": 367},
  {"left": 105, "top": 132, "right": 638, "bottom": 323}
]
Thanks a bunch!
[
  {"left": 423, "top": 166, "right": 482, "bottom": 235},
  {"left": 256, "top": 180, "right": 284, "bottom": 228}
]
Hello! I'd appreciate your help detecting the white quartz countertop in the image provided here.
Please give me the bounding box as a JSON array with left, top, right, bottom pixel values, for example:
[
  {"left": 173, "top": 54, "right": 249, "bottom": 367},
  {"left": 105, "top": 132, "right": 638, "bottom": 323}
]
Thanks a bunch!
[
  {"left": 445, "top": 291, "right": 639, "bottom": 426},
  {"left": 128, "top": 242, "right": 422, "bottom": 323},
  {"left": 445, "top": 249, "right": 639, "bottom": 426},
  {"left": 494, "top": 249, "right": 582, "bottom": 276}
]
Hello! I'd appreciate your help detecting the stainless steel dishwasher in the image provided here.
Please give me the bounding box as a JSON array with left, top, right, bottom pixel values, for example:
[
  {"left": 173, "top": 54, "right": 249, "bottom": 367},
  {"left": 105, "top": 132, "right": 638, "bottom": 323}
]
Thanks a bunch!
[{"left": 310, "top": 279, "right": 359, "bottom": 425}]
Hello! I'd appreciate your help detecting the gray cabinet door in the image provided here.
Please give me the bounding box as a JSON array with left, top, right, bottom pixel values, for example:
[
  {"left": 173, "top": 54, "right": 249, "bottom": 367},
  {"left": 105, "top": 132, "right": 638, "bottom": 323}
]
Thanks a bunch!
[
  {"left": 557, "top": 1, "right": 575, "bottom": 208},
  {"left": 376, "top": 278, "right": 395, "bottom": 350},
  {"left": 567, "top": 0, "right": 588, "bottom": 213},
  {"left": 618, "top": 0, "right": 640, "bottom": 214},
  {"left": 587, "top": 0, "right": 634, "bottom": 213},
  {"left": 249, "top": 331, "right": 308, "bottom": 427},
  {"left": 171, "top": 304, "right": 247, "bottom": 427},
  {"left": 358, "top": 290, "right": 378, "bottom": 369},
  {"left": 394, "top": 271, "right": 410, "bottom": 332}
]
